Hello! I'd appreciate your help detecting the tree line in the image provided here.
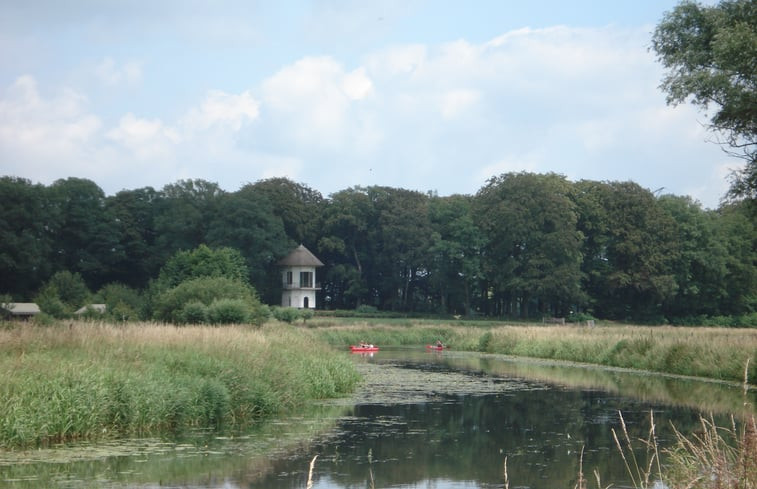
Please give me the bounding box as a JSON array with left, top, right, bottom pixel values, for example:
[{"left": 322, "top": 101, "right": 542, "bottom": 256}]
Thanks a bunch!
[{"left": 1, "top": 173, "right": 755, "bottom": 324}]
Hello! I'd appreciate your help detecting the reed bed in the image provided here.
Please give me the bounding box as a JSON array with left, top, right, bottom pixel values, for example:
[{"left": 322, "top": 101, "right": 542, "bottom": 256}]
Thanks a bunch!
[
  {"left": 0, "top": 321, "right": 360, "bottom": 448},
  {"left": 312, "top": 322, "right": 757, "bottom": 384}
]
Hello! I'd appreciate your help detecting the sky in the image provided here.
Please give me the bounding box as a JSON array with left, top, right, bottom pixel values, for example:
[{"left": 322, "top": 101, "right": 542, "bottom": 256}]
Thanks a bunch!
[{"left": 0, "top": 0, "right": 734, "bottom": 209}]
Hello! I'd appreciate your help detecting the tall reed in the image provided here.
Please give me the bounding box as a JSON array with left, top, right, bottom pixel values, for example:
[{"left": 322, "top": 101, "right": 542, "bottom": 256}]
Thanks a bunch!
[
  {"left": 0, "top": 321, "right": 360, "bottom": 448},
  {"left": 312, "top": 323, "right": 757, "bottom": 383}
]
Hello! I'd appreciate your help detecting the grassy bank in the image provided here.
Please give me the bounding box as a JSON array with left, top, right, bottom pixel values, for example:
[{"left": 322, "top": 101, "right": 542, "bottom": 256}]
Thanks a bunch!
[
  {"left": 312, "top": 321, "right": 757, "bottom": 384},
  {"left": 0, "top": 322, "right": 360, "bottom": 449}
]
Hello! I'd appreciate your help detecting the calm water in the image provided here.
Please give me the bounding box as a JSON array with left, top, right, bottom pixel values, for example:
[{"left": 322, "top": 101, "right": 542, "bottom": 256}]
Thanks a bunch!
[{"left": 1, "top": 349, "right": 754, "bottom": 489}]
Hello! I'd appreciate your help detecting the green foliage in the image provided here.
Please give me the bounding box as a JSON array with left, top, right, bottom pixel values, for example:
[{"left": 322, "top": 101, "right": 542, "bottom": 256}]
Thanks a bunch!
[
  {"left": 204, "top": 186, "right": 291, "bottom": 304},
  {"left": 97, "top": 283, "right": 145, "bottom": 321},
  {"left": 39, "top": 270, "right": 91, "bottom": 311},
  {"left": 566, "top": 312, "right": 596, "bottom": 323},
  {"left": 1, "top": 174, "right": 756, "bottom": 324},
  {"left": 178, "top": 301, "right": 208, "bottom": 324},
  {"left": 474, "top": 172, "right": 585, "bottom": 317},
  {"left": 34, "top": 287, "right": 70, "bottom": 319},
  {"left": 153, "top": 276, "right": 263, "bottom": 324},
  {"left": 652, "top": 0, "right": 757, "bottom": 201},
  {"left": 0, "top": 324, "right": 360, "bottom": 448},
  {"left": 207, "top": 298, "right": 253, "bottom": 325},
  {"left": 299, "top": 308, "right": 314, "bottom": 323},
  {"left": 477, "top": 331, "right": 494, "bottom": 352},
  {"left": 272, "top": 306, "right": 301, "bottom": 324},
  {"left": 0, "top": 177, "right": 54, "bottom": 297},
  {"left": 197, "top": 379, "right": 230, "bottom": 427},
  {"left": 156, "top": 244, "right": 250, "bottom": 290}
]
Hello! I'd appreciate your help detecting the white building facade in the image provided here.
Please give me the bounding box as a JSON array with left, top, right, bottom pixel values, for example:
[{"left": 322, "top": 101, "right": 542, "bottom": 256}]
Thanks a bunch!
[{"left": 277, "top": 244, "right": 324, "bottom": 309}]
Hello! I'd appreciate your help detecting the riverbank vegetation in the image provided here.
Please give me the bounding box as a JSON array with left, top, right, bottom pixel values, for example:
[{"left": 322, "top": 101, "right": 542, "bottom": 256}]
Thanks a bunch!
[
  {"left": 0, "top": 322, "right": 360, "bottom": 449},
  {"left": 311, "top": 321, "right": 757, "bottom": 384}
]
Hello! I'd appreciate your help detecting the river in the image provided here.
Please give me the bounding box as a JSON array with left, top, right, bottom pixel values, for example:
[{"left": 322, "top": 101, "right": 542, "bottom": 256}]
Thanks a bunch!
[{"left": 1, "top": 348, "right": 754, "bottom": 488}]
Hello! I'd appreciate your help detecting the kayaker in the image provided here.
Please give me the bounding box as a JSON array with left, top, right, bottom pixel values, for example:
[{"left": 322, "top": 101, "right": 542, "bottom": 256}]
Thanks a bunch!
[{"left": 436, "top": 340, "right": 443, "bottom": 348}]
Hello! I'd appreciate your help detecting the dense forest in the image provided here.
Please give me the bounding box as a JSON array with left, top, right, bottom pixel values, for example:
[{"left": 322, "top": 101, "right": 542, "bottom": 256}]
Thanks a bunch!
[{"left": 1, "top": 173, "right": 755, "bottom": 324}]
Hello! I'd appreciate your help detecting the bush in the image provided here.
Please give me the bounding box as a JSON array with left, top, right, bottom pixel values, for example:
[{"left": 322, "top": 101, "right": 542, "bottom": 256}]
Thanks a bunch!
[
  {"left": 97, "top": 283, "right": 145, "bottom": 320},
  {"left": 272, "top": 306, "right": 300, "bottom": 324},
  {"left": 566, "top": 312, "right": 596, "bottom": 323},
  {"left": 179, "top": 301, "right": 208, "bottom": 324},
  {"left": 40, "top": 271, "right": 91, "bottom": 311},
  {"left": 207, "top": 299, "right": 251, "bottom": 325},
  {"left": 152, "top": 276, "right": 264, "bottom": 324},
  {"left": 35, "top": 288, "right": 70, "bottom": 319},
  {"left": 300, "top": 308, "right": 314, "bottom": 323}
]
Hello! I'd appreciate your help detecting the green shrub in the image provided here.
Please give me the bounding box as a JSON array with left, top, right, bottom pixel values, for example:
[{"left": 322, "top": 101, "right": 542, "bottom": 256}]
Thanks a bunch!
[
  {"left": 272, "top": 306, "right": 300, "bottom": 324},
  {"left": 97, "top": 283, "right": 145, "bottom": 320},
  {"left": 207, "top": 299, "right": 251, "bottom": 325},
  {"left": 107, "top": 301, "right": 138, "bottom": 322},
  {"left": 152, "top": 276, "right": 263, "bottom": 324},
  {"left": 566, "top": 312, "right": 596, "bottom": 323},
  {"left": 300, "top": 308, "right": 314, "bottom": 323},
  {"left": 179, "top": 301, "right": 208, "bottom": 324},
  {"left": 34, "top": 290, "right": 70, "bottom": 319},
  {"left": 38, "top": 271, "right": 91, "bottom": 311}
]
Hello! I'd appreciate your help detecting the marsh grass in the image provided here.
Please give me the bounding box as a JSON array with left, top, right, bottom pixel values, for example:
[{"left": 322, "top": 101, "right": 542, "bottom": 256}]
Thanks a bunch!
[
  {"left": 0, "top": 321, "right": 360, "bottom": 448},
  {"left": 312, "top": 323, "right": 757, "bottom": 383}
]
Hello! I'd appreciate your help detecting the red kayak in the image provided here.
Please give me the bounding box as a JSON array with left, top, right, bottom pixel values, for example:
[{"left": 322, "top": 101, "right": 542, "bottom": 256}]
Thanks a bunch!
[
  {"left": 350, "top": 345, "right": 379, "bottom": 352},
  {"left": 426, "top": 344, "right": 446, "bottom": 351}
]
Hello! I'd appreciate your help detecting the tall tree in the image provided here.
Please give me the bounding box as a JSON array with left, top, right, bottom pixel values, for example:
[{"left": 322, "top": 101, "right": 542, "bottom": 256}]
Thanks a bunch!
[
  {"left": 205, "top": 185, "right": 290, "bottom": 303},
  {"left": 105, "top": 187, "right": 162, "bottom": 287},
  {"left": 652, "top": 0, "right": 757, "bottom": 203},
  {"left": 48, "top": 177, "right": 121, "bottom": 289},
  {"left": 0, "top": 177, "right": 55, "bottom": 297},
  {"left": 657, "top": 195, "right": 729, "bottom": 317},
  {"left": 576, "top": 181, "right": 679, "bottom": 320},
  {"left": 715, "top": 202, "right": 757, "bottom": 314},
  {"left": 474, "top": 173, "right": 584, "bottom": 318},
  {"left": 428, "top": 194, "right": 484, "bottom": 315},
  {"left": 247, "top": 177, "right": 324, "bottom": 248},
  {"left": 153, "top": 179, "right": 224, "bottom": 262},
  {"left": 368, "top": 187, "right": 433, "bottom": 311},
  {"left": 318, "top": 188, "right": 375, "bottom": 308}
]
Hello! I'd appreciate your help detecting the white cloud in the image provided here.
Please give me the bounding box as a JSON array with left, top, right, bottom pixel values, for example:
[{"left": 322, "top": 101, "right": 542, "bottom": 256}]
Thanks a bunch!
[
  {"left": 95, "top": 57, "right": 143, "bottom": 86},
  {"left": 182, "top": 89, "right": 260, "bottom": 132},
  {"left": 440, "top": 89, "right": 480, "bottom": 120},
  {"left": 342, "top": 67, "right": 373, "bottom": 100},
  {"left": 106, "top": 113, "right": 180, "bottom": 160},
  {"left": 0, "top": 75, "right": 101, "bottom": 161},
  {"left": 0, "top": 22, "right": 732, "bottom": 208},
  {"left": 261, "top": 56, "right": 377, "bottom": 149}
]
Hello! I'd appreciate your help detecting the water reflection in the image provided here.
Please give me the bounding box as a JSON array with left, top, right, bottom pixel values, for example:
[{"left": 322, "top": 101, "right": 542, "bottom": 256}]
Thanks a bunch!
[
  {"left": 251, "top": 350, "right": 752, "bottom": 489},
  {"left": 0, "top": 350, "right": 752, "bottom": 489}
]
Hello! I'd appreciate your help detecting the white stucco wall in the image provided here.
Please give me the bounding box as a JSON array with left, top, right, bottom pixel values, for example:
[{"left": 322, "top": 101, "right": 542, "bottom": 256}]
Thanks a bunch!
[{"left": 281, "top": 265, "right": 318, "bottom": 308}]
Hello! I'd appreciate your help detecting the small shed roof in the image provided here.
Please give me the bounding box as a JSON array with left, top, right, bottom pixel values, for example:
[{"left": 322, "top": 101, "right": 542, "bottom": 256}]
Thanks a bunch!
[
  {"left": 1, "top": 302, "right": 41, "bottom": 315},
  {"left": 277, "top": 244, "right": 324, "bottom": 267}
]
